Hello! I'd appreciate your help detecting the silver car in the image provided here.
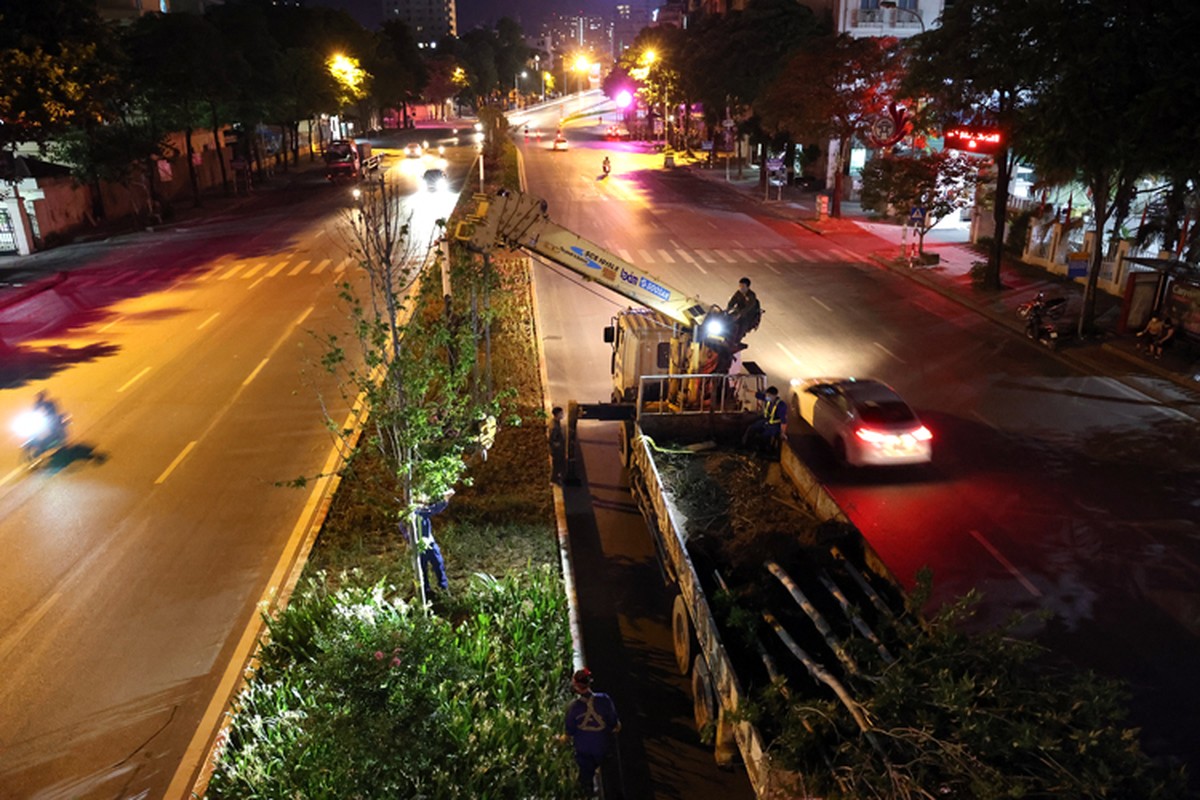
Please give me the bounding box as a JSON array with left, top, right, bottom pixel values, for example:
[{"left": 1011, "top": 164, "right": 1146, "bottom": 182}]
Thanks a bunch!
[{"left": 791, "top": 378, "right": 932, "bottom": 467}]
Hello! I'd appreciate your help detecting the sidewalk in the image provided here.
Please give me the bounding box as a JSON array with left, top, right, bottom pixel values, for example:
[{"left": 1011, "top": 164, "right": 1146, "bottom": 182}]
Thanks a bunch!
[{"left": 682, "top": 157, "right": 1200, "bottom": 418}]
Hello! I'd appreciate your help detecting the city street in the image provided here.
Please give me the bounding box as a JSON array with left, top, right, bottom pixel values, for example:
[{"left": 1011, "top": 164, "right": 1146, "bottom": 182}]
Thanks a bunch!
[
  {"left": 521, "top": 103, "right": 1200, "bottom": 789},
  {"left": 0, "top": 142, "right": 464, "bottom": 798}
]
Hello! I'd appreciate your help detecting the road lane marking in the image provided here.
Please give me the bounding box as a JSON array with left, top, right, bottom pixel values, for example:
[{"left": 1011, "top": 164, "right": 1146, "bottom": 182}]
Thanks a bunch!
[
  {"left": 970, "top": 409, "right": 998, "bottom": 431},
  {"left": 197, "top": 312, "right": 220, "bottom": 331},
  {"left": 241, "top": 262, "right": 266, "bottom": 279},
  {"left": 810, "top": 295, "right": 832, "bottom": 313},
  {"left": 265, "top": 260, "right": 289, "bottom": 277},
  {"left": 872, "top": 341, "right": 906, "bottom": 364},
  {"left": 242, "top": 358, "right": 269, "bottom": 386},
  {"left": 766, "top": 262, "right": 781, "bottom": 275},
  {"left": 755, "top": 249, "right": 777, "bottom": 262},
  {"left": 617, "top": 248, "right": 633, "bottom": 262},
  {"left": 288, "top": 260, "right": 311, "bottom": 276},
  {"left": 0, "top": 591, "right": 61, "bottom": 665},
  {"left": 656, "top": 249, "right": 676, "bottom": 263},
  {"left": 217, "top": 264, "right": 243, "bottom": 280},
  {"left": 677, "top": 250, "right": 708, "bottom": 274},
  {"left": 310, "top": 259, "right": 330, "bottom": 275},
  {"left": 697, "top": 251, "right": 716, "bottom": 263},
  {"left": 638, "top": 249, "right": 654, "bottom": 263},
  {"left": 969, "top": 530, "right": 1043, "bottom": 597},
  {"left": 98, "top": 316, "right": 123, "bottom": 333},
  {"left": 117, "top": 367, "right": 151, "bottom": 393},
  {"left": 247, "top": 276, "right": 266, "bottom": 290},
  {"left": 714, "top": 249, "right": 739, "bottom": 263},
  {"left": 155, "top": 440, "right": 197, "bottom": 484},
  {"left": 333, "top": 258, "right": 349, "bottom": 275},
  {"left": 777, "top": 342, "right": 804, "bottom": 367}
]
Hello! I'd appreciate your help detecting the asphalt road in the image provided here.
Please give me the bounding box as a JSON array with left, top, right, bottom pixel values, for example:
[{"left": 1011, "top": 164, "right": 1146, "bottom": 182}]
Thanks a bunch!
[
  {"left": 0, "top": 140, "right": 466, "bottom": 798},
  {"left": 519, "top": 99, "right": 1200, "bottom": 790}
]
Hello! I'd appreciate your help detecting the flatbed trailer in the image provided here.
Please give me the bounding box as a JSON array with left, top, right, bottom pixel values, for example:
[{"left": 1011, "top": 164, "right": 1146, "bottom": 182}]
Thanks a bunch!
[{"left": 619, "top": 373, "right": 902, "bottom": 798}]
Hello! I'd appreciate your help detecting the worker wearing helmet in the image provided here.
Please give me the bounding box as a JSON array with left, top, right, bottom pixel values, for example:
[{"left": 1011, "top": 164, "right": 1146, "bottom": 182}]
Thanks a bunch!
[{"left": 563, "top": 667, "right": 621, "bottom": 796}]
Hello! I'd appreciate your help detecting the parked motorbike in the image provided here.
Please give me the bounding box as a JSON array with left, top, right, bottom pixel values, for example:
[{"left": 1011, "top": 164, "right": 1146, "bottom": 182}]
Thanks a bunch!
[
  {"left": 1017, "top": 291, "right": 1067, "bottom": 320},
  {"left": 1024, "top": 309, "right": 1060, "bottom": 350},
  {"left": 12, "top": 407, "right": 69, "bottom": 468}
]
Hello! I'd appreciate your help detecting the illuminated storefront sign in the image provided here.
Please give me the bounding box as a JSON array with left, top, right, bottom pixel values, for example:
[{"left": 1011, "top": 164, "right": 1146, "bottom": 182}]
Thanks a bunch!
[{"left": 945, "top": 127, "right": 1003, "bottom": 155}]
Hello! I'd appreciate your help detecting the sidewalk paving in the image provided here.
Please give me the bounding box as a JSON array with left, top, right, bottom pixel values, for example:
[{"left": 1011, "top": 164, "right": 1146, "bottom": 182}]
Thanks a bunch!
[{"left": 680, "top": 156, "right": 1200, "bottom": 418}]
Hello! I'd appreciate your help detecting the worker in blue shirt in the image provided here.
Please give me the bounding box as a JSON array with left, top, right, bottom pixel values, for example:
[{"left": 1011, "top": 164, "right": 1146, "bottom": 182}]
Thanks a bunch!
[
  {"left": 414, "top": 492, "right": 452, "bottom": 592},
  {"left": 563, "top": 667, "right": 620, "bottom": 797},
  {"left": 742, "top": 385, "right": 787, "bottom": 453}
]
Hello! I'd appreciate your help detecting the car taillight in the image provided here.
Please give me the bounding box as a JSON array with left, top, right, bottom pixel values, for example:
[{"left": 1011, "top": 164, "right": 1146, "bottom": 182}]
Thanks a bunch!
[
  {"left": 912, "top": 426, "right": 932, "bottom": 441},
  {"left": 855, "top": 427, "right": 888, "bottom": 443}
]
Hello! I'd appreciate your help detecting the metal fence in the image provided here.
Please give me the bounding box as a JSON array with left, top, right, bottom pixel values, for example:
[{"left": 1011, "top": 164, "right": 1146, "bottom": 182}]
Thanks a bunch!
[{"left": 636, "top": 372, "right": 765, "bottom": 416}]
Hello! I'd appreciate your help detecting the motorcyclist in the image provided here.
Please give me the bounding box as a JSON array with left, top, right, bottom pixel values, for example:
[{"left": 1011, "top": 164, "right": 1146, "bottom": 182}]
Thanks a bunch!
[
  {"left": 602, "top": 156, "right": 611, "bottom": 175},
  {"left": 33, "top": 391, "right": 65, "bottom": 443}
]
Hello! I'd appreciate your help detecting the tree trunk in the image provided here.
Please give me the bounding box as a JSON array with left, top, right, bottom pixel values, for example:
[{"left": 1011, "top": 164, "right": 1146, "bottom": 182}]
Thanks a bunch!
[
  {"left": 210, "top": 103, "right": 230, "bottom": 197},
  {"left": 184, "top": 126, "right": 202, "bottom": 208},
  {"left": 1080, "top": 177, "right": 1110, "bottom": 337},
  {"left": 831, "top": 138, "right": 846, "bottom": 219},
  {"left": 985, "top": 146, "right": 1011, "bottom": 291}
]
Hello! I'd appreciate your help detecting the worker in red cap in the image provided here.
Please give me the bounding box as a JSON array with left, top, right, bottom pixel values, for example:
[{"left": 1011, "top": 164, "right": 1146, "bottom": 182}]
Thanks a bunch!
[{"left": 563, "top": 667, "right": 621, "bottom": 797}]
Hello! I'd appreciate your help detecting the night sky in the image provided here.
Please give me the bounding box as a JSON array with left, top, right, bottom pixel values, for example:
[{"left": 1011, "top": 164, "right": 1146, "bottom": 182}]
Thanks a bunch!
[{"left": 317, "top": 0, "right": 609, "bottom": 32}]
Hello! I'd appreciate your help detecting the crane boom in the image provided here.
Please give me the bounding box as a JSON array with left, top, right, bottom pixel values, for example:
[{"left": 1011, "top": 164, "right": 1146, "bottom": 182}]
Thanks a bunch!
[{"left": 455, "top": 190, "right": 712, "bottom": 331}]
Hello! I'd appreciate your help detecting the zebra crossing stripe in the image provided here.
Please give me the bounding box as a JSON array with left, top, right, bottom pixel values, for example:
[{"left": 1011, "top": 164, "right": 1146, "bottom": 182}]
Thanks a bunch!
[
  {"left": 754, "top": 249, "right": 777, "bottom": 262},
  {"left": 638, "top": 249, "right": 654, "bottom": 264},
  {"left": 241, "top": 262, "right": 267, "bottom": 279},
  {"left": 333, "top": 258, "right": 349, "bottom": 274},
  {"left": 714, "top": 249, "right": 739, "bottom": 263},
  {"left": 288, "top": 260, "right": 311, "bottom": 276},
  {"left": 656, "top": 249, "right": 676, "bottom": 263},
  {"left": 617, "top": 248, "right": 633, "bottom": 262},
  {"left": 678, "top": 250, "right": 696, "bottom": 262},
  {"left": 311, "top": 259, "right": 331, "bottom": 275},
  {"left": 766, "top": 262, "right": 781, "bottom": 275},
  {"left": 266, "top": 260, "right": 289, "bottom": 277},
  {"left": 217, "top": 264, "right": 244, "bottom": 280},
  {"left": 697, "top": 251, "right": 717, "bottom": 263}
]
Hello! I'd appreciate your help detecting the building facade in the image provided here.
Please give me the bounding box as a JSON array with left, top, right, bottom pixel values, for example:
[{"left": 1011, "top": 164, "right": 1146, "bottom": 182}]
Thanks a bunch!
[{"left": 382, "top": 0, "right": 457, "bottom": 47}]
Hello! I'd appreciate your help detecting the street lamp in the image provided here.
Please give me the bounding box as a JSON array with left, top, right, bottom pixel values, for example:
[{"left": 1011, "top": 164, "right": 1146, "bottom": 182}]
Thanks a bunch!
[
  {"left": 514, "top": 70, "right": 527, "bottom": 107},
  {"left": 879, "top": 1, "right": 925, "bottom": 33}
]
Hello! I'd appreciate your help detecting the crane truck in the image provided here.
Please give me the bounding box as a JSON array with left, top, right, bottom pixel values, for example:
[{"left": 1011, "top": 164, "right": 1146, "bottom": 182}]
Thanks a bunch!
[{"left": 456, "top": 190, "right": 903, "bottom": 798}]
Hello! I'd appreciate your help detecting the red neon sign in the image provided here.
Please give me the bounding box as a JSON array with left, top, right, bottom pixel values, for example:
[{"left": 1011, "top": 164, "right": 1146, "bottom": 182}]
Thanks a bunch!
[{"left": 945, "top": 127, "right": 1003, "bottom": 155}]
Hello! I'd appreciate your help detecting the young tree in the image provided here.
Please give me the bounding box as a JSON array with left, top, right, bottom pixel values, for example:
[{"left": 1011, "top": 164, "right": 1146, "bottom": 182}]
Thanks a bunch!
[
  {"left": 903, "top": 0, "right": 1060, "bottom": 290},
  {"left": 761, "top": 34, "right": 904, "bottom": 217},
  {"left": 860, "top": 150, "right": 980, "bottom": 257}
]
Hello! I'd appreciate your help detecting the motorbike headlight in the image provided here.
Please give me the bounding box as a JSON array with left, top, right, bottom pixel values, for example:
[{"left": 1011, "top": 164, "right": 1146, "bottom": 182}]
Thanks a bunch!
[{"left": 12, "top": 410, "right": 50, "bottom": 439}]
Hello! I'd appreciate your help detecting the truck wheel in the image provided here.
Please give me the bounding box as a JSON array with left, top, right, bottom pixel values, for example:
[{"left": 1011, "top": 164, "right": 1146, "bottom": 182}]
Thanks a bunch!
[
  {"left": 691, "top": 655, "right": 716, "bottom": 733},
  {"left": 672, "top": 594, "right": 692, "bottom": 675}
]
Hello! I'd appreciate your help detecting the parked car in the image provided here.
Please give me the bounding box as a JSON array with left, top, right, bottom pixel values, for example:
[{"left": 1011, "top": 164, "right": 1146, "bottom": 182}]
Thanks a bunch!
[
  {"left": 790, "top": 377, "right": 932, "bottom": 467},
  {"left": 552, "top": 133, "right": 568, "bottom": 151},
  {"left": 404, "top": 142, "right": 423, "bottom": 158},
  {"left": 605, "top": 125, "right": 630, "bottom": 140},
  {"left": 422, "top": 168, "right": 449, "bottom": 192}
]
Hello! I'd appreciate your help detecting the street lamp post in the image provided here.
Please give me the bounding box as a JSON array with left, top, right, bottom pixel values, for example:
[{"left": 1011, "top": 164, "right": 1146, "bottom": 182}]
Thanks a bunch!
[
  {"left": 514, "top": 70, "right": 527, "bottom": 108},
  {"left": 879, "top": 1, "right": 925, "bottom": 33}
]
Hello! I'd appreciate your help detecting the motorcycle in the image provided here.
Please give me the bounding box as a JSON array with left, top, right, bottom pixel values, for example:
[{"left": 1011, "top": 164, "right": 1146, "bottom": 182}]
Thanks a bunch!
[
  {"left": 602, "top": 158, "right": 611, "bottom": 176},
  {"left": 13, "top": 407, "right": 69, "bottom": 468},
  {"left": 1017, "top": 291, "right": 1067, "bottom": 320},
  {"left": 1024, "top": 309, "right": 1060, "bottom": 350}
]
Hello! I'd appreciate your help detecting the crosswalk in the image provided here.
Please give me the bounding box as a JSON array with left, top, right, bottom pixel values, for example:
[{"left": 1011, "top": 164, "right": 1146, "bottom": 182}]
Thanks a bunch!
[
  {"left": 201, "top": 256, "right": 354, "bottom": 282},
  {"left": 614, "top": 246, "right": 862, "bottom": 268}
]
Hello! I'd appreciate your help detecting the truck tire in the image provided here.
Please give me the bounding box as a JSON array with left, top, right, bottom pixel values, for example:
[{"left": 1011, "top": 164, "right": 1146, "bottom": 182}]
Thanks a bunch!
[
  {"left": 672, "top": 594, "right": 692, "bottom": 675},
  {"left": 691, "top": 655, "right": 716, "bottom": 734}
]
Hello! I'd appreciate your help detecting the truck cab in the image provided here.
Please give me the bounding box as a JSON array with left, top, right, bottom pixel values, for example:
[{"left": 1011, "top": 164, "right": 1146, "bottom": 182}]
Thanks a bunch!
[
  {"left": 605, "top": 309, "right": 676, "bottom": 403},
  {"left": 324, "top": 139, "right": 361, "bottom": 182}
]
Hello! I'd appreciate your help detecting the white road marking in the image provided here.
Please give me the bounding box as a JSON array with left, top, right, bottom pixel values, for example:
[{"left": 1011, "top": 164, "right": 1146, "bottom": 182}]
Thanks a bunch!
[
  {"left": 617, "top": 248, "right": 633, "bottom": 262},
  {"left": 241, "top": 262, "right": 266, "bottom": 279},
  {"left": 679, "top": 250, "right": 707, "bottom": 274},
  {"left": 766, "top": 262, "right": 781, "bottom": 275},
  {"left": 217, "top": 264, "right": 243, "bottom": 280},
  {"left": 777, "top": 342, "right": 804, "bottom": 367},
  {"left": 0, "top": 591, "right": 61, "bottom": 663},
  {"left": 656, "top": 249, "right": 676, "bottom": 263},
  {"left": 242, "top": 358, "right": 269, "bottom": 386},
  {"left": 311, "top": 259, "right": 330, "bottom": 275},
  {"left": 969, "top": 530, "right": 1043, "bottom": 597},
  {"left": 714, "top": 249, "right": 740, "bottom": 263},
  {"left": 638, "top": 249, "right": 654, "bottom": 263},
  {"left": 872, "top": 341, "right": 906, "bottom": 364},
  {"left": 155, "top": 440, "right": 197, "bottom": 484},
  {"left": 810, "top": 295, "right": 832, "bottom": 313},
  {"left": 98, "top": 316, "right": 123, "bottom": 333},
  {"left": 288, "top": 260, "right": 311, "bottom": 276},
  {"left": 755, "top": 249, "right": 777, "bottom": 262},
  {"left": 265, "top": 260, "right": 289, "bottom": 277},
  {"left": 970, "top": 409, "right": 998, "bottom": 430},
  {"left": 197, "top": 312, "right": 220, "bottom": 330},
  {"left": 698, "top": 251, "right": 717, "bottom": 263},
  {"left": 333, "top": 258, "right": 349, "bottom": 274},
  {"left": 117, "top": 367, "right": 151, "bottom": 393},
  {"left": 247, "top": 276, "right": 266, "bottom": 290}
]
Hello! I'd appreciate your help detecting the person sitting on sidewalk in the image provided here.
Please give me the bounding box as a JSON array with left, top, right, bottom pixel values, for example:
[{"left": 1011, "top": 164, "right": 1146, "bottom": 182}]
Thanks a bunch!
[
  {"left": 1136, "top": 312, "right": 1165, "bottom": 353},
  {"left": 1150, "top": 316, "right": 1177, "bottom": 360}
]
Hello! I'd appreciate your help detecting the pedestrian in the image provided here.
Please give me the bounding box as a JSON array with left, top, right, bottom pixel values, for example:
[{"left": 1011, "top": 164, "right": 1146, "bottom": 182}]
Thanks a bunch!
[
  {"left": 726, "top": 277, "right": 762, "bottom": 340},
  {"left": 414, "top": 491, "right": 452, "bottom": 592},
  {"left": 1150, "top": 316, "right": 1176, "bottom": 360},
  {"left": 1137, "top": 312, "right": 1165, "bottom": 353},
  {"left": 549, "top": 406, "right": 567, "bottom": 485},
  {"left": 742, "top": 385, "right": 787, "bottom": 453},
  {"left": 563, "top": 667, "right": 620, "bottom": 797}
]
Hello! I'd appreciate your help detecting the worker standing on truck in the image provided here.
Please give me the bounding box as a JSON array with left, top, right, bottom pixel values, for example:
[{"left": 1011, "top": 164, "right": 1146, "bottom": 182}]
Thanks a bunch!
[
  {"left": 742, "top": 385, "right": 787, "bottom": 453},
  {"left": 563, "top": 667, "right": 621, "bottom": 797},
  {"left": 726, "top": 277, "right": 762, "bottom": 340}
]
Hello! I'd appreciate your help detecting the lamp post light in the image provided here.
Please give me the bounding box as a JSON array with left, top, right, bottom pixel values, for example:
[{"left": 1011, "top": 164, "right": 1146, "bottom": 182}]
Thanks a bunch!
[
  {"left": 514, "top": 70, "right": 527, "bottom": 108},
  {"left": 879, "top": 1, "right": 925, "bottom": 33}
]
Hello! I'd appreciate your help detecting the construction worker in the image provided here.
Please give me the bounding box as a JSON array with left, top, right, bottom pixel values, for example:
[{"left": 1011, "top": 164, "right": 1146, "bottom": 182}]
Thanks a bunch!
[
  {"left": 563, "top": 667, "right": 620, "bottom": 797},
  {"left": 742, "top": 385, "right": 787, "bottom": 453},
  {"left": 726, "top": 277, "right": 762, "bottom": 341}
]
